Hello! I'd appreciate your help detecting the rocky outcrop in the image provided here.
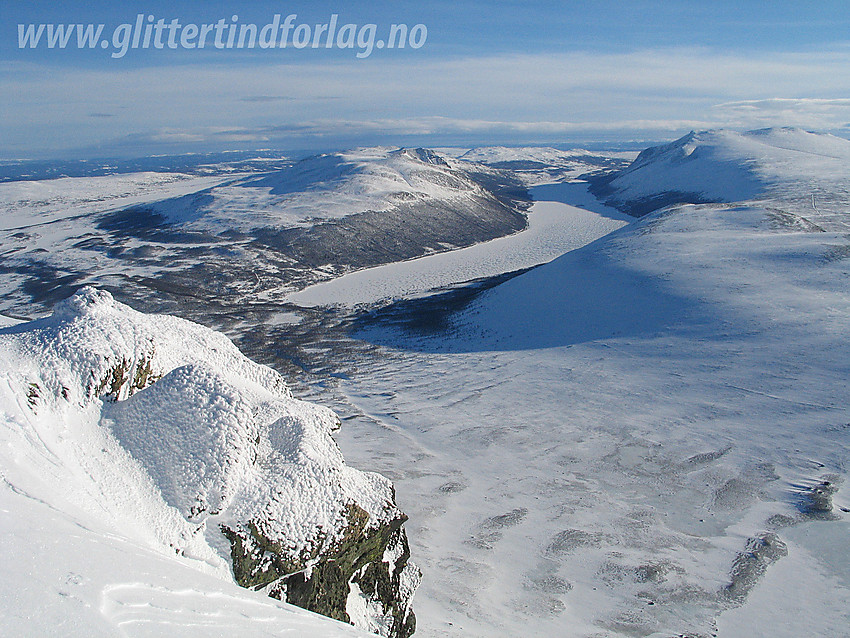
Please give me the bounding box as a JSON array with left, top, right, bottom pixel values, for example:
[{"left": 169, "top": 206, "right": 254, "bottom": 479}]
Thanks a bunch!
[
  {"left": 224, "top": 505, "right": 419, "bottom": 638},
  {"left": 4, "top": 288, "right": 419, "bottom": 636}
]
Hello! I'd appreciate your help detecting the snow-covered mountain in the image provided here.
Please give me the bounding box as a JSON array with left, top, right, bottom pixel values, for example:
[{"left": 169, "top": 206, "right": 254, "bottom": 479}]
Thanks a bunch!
[
  {"left": 0, "top": 147, "right": 528, "bottom": 327},
  {"left": 0, "top": 288, "right": 418, "bottom": 637},
  {"left": 149, "top": 147, "right": 508, "bottom": 230},
  {"left": 592, "top": 127, "right": 850, "bottom": 221},
  {"left": 5, "top": 127, "right": 849, "bottom": 637}
]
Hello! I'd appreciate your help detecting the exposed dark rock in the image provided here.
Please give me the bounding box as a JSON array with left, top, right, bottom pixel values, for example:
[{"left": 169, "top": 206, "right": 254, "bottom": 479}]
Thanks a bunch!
[
  {"left": 92, "top": 350, "right": 160, "bottom": 401},
  {"left": 223, "top": 503, "right": 419, "bottom": 638},
  {"left": 722, "top": 532, "right": 788, "bottom": 604},
  {"left": 798, "top": 475, "right": 841, "bottom": 520}
]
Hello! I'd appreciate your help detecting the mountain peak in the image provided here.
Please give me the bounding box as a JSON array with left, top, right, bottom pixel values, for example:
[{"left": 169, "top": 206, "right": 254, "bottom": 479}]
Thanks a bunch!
[
  {"left": 54, "top": 286, "right": 115, "bottom": 318},
  {"left": 591, "top": 127, "right": 850, "bottom": 217},
  {"left": 390, "top": 147, "right": 450, "bottom": 166}
]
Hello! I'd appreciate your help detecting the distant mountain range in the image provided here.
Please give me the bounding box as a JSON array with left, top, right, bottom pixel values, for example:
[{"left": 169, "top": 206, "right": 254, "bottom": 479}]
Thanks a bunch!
[{"left": 0, "top": 146, "right": 534, "bottom": 323}]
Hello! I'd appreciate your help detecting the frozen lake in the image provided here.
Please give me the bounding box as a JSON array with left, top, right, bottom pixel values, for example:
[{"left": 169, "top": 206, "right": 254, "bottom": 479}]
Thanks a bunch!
[{"left": 287, "top": 184, "right": 632, "bottom": 308}]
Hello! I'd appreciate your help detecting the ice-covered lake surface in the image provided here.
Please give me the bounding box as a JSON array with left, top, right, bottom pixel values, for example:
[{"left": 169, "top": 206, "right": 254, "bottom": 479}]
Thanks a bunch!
[{"left": 293, "top": 179, "right": 850, "bottom": 637}]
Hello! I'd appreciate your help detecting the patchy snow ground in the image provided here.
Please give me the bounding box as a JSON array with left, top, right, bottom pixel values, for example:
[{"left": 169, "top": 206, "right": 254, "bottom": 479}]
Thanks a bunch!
[
  {"left": 0, "top": 172, "right": 234, "bottom": 230},
  {"left": 453, "top": 146, "right": 636, "bottom": 186}
]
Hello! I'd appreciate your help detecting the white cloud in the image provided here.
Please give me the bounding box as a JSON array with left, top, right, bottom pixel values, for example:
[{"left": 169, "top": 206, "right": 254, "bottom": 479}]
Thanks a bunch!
[
  {"left": 4, "top": 46, "right": 850, "bottom": 156},
  {"left": 713, "top": 98, "right": 850, "bottom": 130}
]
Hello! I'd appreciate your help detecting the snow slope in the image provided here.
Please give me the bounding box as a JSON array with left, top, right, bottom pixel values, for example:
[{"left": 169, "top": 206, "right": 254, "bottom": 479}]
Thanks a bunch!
[
  {"left": 336, "top": 204, "right": 850, "bottom": 638},
  {"left": 1, "top": 480, "right": 375, "bottom": 637},
  {"left": 150, "top": 147, "right": 506, "bottom": 232},
  {"left": 0, "top": 314, "right": 22, "bottom": 327},
  {"left": 0, "top": 288, "right": 416, "bottom": 636}
]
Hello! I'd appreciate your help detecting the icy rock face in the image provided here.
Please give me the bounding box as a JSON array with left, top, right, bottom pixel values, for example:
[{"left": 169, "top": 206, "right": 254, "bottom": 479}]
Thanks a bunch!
[{"left": 1, "top": 287, "right": 419, "bottom": 637}]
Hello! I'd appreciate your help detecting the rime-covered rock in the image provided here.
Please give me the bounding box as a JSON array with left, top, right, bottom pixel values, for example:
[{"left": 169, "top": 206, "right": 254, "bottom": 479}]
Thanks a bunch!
[{"left": 0, "top": 287, "right": 418, "bottom": 637}]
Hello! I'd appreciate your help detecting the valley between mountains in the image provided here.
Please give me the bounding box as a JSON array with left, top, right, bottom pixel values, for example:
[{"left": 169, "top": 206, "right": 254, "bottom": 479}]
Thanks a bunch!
[{"left": 1, "top": 129, "right": 848, "bottom": 637}]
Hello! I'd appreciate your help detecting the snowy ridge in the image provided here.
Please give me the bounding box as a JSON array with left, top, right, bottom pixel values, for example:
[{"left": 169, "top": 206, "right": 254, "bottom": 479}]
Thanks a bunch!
[
  {"left": 0, "top": 288, "right": 416, "bottom": 636},
  {"left": 17, "top": 287, "right": 291, "bottom": 403},
  {"left": 594, "top": 127, "right": 850, "bottom": 220},
  {"left": 151, "top": 146, "right": 496, "bottom": 231}
]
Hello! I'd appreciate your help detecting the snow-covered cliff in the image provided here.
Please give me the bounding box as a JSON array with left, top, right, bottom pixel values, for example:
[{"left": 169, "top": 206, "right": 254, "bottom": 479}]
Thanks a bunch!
[{"left": 0, "top": 287, "right": 419, "bottom": 637}]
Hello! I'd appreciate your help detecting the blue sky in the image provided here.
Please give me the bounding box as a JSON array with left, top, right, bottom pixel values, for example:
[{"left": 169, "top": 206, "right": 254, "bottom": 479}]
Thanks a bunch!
[{"left": 3, "top": 1, "right": 850, "bottom": 158}]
